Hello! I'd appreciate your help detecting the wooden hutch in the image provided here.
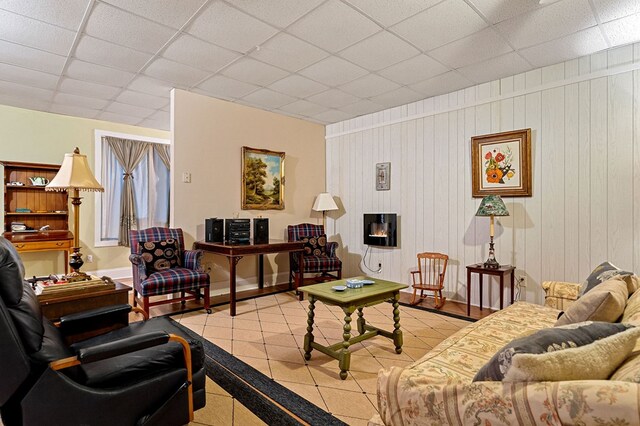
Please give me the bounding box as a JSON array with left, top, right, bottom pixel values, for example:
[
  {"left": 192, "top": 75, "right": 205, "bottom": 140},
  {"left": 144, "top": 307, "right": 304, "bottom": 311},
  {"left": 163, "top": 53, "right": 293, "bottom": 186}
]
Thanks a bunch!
[{"left": 2, "top": 161, "right": 73, "bottom": 273}]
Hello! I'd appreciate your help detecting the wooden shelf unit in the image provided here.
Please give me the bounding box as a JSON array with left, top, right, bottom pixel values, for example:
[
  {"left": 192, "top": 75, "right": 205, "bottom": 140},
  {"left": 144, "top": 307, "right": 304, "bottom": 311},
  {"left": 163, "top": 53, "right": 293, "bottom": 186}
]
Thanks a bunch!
[{"left": 2, "top": 161, "right": 69, "bottom": 233}]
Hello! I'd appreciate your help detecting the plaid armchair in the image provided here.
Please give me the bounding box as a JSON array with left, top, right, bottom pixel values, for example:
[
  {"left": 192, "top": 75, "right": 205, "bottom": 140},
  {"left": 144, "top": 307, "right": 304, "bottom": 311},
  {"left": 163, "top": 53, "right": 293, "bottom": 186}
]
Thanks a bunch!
[
  {"left": 129, "top": 227, "right": 210, "bottom": 316},
  {"left": 287, "top": 223, "right": 342, "bottom": 290}
]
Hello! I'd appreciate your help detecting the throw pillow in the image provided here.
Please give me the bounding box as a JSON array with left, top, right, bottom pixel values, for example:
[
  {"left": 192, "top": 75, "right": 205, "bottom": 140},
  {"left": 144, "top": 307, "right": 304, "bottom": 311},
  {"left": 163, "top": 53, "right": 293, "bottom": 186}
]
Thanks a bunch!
[
  {"left": 621, "top": 286, "right": 640, "bottom": 326},
  {"left": 139, "top": 239, "right": 181, "bottom": 274},
  {"left": 555, "top": 277, "right": 628, "bottom": 326},
  {"left": 473, "top": 322, "right": 639, "bottom": 382},
  {"left": 610, "top": 352, "right": 640, "bottom": 383},
  {"left": 580, "top": 261, "right": 636, "bottom": 295},
  {"left": 300, "top": 234, "right": 327, "bottom": 256}
]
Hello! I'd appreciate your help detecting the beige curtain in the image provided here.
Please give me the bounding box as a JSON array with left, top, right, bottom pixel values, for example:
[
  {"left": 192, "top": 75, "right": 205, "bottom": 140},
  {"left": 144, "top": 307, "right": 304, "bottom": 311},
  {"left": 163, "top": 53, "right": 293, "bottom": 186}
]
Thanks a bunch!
[
  {"left": 105, "top": 136, "right": 151, "bottom": 246},
  {"left": 154, "top": 144, "right": 170, "bottom": 171}
]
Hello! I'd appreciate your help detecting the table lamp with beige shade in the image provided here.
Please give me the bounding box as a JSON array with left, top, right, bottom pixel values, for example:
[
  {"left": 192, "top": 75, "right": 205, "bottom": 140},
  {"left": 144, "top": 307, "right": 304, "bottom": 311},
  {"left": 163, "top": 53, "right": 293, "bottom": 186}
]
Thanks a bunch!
[
  {"left": 46, "top": 147, "right": 104, "bottom": 280},
  {"left": 312, "top": 192, "right": 338, "bottom": 228},
  {"left": 475, "top": 195, "right": 509, "bottom": 269}
]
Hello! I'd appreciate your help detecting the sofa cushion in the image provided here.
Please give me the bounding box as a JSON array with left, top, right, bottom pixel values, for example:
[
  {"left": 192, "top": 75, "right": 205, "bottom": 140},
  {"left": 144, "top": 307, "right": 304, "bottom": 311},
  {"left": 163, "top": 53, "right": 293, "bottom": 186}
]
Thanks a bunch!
[
  {"left": 580, "top": 261, "right": 637, "bottom": 295},
  {"left": 610, "top": 352, "right": 640, "bottom": 383},
  {"left": 622, "top": 286, "right": 640, "bottom": 326},
  {"left": 473, "top": 322, "right": 639, "bottom": 382},
  {"left": 139, "top": 239, "right": 181, "bottom": 274},
  {"left": 556, "top": 277, "right": 628, "bottom": 326}
]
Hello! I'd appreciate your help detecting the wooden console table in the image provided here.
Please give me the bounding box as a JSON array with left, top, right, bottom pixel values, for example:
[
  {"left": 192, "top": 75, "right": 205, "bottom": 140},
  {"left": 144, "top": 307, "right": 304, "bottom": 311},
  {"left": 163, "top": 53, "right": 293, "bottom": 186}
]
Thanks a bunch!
[
  {"left": 466, "top": 264, "right": 515, "bottom": 316},
  {"left": 194, "top": 240, "right": 304, "bottom": 316},
  {"left": 4, "top": 230, "right": 73, "bottom": 274}
]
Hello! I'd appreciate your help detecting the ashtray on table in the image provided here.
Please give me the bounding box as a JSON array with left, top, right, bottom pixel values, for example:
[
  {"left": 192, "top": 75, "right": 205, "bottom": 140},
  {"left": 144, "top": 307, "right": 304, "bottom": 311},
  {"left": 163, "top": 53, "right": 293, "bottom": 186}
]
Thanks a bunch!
[{"left": 346, "top": 279, "right": 364, "bottom": 288}]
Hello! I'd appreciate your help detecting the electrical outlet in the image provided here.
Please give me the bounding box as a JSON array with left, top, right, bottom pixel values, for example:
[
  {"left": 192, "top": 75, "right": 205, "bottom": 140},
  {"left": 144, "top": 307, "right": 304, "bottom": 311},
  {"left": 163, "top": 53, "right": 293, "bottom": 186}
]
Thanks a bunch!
[
  {"left": 86, "top": 255, "right": 93, "bottom": 263},
  {"left": 182, "top": 172, "right": 191, "bottom": 183},
  {"left": 518, "top": 276, "right": 526, "bottom": 287}
]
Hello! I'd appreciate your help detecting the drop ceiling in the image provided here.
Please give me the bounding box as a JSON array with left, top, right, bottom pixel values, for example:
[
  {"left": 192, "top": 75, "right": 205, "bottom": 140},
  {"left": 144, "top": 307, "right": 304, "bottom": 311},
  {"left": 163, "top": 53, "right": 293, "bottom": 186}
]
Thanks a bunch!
[{"left": 0, "top": 0, "right": 639, "bottom": 131}]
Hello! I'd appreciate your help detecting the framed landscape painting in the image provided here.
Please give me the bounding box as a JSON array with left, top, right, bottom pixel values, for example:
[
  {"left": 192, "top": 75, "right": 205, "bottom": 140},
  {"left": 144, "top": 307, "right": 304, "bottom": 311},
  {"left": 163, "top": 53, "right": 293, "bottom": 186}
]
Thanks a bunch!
[
  {"left": 241, "top": 146, "right": 285, "bottom": 210},
  {"left": 471, "top": 128, "right": 532, "bottom": 197}
]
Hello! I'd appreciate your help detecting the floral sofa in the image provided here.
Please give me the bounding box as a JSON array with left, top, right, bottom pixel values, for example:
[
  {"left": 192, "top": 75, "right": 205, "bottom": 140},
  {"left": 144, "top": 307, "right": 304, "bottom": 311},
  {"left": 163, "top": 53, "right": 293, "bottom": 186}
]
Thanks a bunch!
[{"left": 369, "top": 278, "right": 640, "bottom": 426}]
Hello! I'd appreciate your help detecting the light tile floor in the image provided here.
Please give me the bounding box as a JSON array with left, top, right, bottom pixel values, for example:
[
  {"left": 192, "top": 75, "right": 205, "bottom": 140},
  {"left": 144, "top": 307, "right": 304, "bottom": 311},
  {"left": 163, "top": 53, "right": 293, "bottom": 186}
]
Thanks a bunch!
[{"left": 174, "top": 291, "right": 469, "bottom": 425}]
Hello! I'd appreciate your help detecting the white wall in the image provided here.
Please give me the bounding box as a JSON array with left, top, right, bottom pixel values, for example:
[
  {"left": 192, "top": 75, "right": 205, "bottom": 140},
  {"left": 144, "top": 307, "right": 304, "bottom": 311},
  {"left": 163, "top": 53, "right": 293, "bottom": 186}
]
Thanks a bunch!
[{"left": 326, "top": 43, "right": 640, "bottom": 308}]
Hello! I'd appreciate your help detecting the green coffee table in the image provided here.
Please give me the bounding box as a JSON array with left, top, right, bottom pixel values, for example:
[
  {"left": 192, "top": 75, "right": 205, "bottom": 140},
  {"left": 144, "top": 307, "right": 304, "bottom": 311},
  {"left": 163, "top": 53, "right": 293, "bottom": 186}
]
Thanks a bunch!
[{"left": 301, "top": 277, "right": 408, "bottom": 380}]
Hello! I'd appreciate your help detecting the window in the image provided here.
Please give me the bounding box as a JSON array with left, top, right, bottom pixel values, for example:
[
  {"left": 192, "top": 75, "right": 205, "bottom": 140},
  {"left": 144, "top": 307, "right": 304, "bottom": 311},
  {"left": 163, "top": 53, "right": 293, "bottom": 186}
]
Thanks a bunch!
[{"left": 94, "top": 130, "right": 170, "bottom": 247}]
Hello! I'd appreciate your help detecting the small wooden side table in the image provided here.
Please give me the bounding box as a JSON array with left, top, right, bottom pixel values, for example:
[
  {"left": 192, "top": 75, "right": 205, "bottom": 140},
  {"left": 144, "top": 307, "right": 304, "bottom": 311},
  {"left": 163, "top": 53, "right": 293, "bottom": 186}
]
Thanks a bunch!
[
  {"left": 466, "top": 264, "right": 515, "bottom": 316},
  {"left": 38, "top": 281, "right": 131, "bottom": 321}
]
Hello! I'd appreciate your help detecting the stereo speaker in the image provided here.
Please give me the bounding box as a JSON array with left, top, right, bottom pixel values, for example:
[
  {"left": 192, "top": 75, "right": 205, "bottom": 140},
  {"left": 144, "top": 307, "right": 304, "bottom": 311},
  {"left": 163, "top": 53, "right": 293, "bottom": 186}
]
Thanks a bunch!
[
  {"left": 253, "top": 218, "right": 269, "bottom": 244},
  {"left": 205, "top": 218, "right": 223, "bottom": 243}
]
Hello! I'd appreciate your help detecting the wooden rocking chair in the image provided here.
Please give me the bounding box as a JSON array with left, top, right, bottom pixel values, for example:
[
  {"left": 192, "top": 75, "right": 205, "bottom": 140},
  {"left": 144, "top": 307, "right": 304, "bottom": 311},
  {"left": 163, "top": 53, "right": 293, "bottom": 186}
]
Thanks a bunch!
[{"left": 410, "top": 252, "right": 448, "bottom": 308}]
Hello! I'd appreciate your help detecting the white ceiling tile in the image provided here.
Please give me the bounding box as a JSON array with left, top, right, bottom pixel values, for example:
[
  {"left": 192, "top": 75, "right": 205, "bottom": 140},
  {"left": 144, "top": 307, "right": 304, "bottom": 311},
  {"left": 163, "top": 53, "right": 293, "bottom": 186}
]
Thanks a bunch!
[
  {"left": 115, "top": 90, "right": 169, "bottom": 109},
  {"left": 496, "top": 0, "right": 597, "bottom": 49},
  {"left": 0, "top": 9, "right": 75, "bottom": 55},
  {"left": 429, "top": 28, "right": 512, "bottom": 69},
  {"left": 54, "top": 92, "right": 108, "bottom": 110},
  {"left": 138, "top": 118, "right": 170, "bottom": 131},
  {"left": 105, "top": 101, "right": 155, "bottom": 118},
  {"left": 100, "top": 0, "right": 207, "bottom": 29},
  {"left": 231, "top": 0, "right": 324, "bottom": 28},
  {"left": 0, "top": 0, "right": 90, "bottom": 30},
  {"left": 0, "top": 80, "right": 53, "bottom": 101},
  {"left": 97, "top": 111, "right": 142, "bottom": 125},
  {"left": 241, "top": 88, "right": 298, "bottom": 109},
  {"left": 128, "top": 76, "right": 174, "bottom": 97},
  {"left": 339, "top": 31, "right": 419, "bottom": 71},
  {"left": 163, "top": 34, "right": 241, "bottom": 73},
  {"left": 391, "top": 0, "right": 487, "bottom": 51},
  {"left": 519, "top": 27, "right": 608, "bottom": 68},
  {"left": 408, "top": 71, "right": 472, "bottom": 98},
  {"left": 278, "top": 99, "right": 329, "bottom": 116},
  {"left": 194, "top": 75, "right": 259, "bottom": 100},
  {"left": 378, "top": 54, "right": 449, "bottom": 85},
  {"left": 309, "top": 109, "right": 352, "bottom": 123},
  {"left": 268, "top": 75, "right": 328, "bottom": 98},
  {"left": 187, "top": 2, "right": 278, "bottom": 53},
  {"left": 221, "top": 58, "right": 289, "bottom": 87},
  {"left": 148, "top": 110, "right": 169, "bottom": 122},
  {"left": 66, "top": 59, "right": 135, "bottom": 87},
  {"left": 345, "top": 0, "right": 441, "bottom": 26},
  {"left": 602, "top": 13, "right": 640, "bottom": 46},
  {"left": 84, "top": 2, "right": 176, "bottom": 54},
  {"left": 49, "top": 103, "right": 100, "bottom": 119},
  {"left": 469, "top": 0, "right": 542, "bottom": 24},
  {"left": 74, "top": 35, "right": 153, "bottom": 73},
  {"left": 0, "top": 94, "right": 50, "bottom": 112},
  {"left": 307, "top": 89, "right": 361, "bottom": 108},
  {"left": 59, "top": 77, "right": 121, "bottom": 99},
  {"left": 369, "top": 86, "right": 425, "bottom": 107},
  {"left": 0, "top": 63, "right": 58, "bottom": 90},
  {"left": 299, "top": 56, "right": 368, "bottom": 87},
  {"left": 0, "top": 40, "right": 66, "bottom": 74},
  {"left": 591, "top": 0, "right": 640, "bottom": 22},
  {"left": 338, "top": 99, "right": 385, "bottom": 116},
  {"left": 338, "top": 74, "right": 400, "bottom": 98},
  {"left": 458, "top": 52, "right": 533, "bottom": 83},
  {"left": 287, "top": 0, "right": 381, "bottom": 53},
  {"left": 249, "top": 33, "right": 329, "bottom": 72},
  {"left": 144, "top": 58, "right": 210, "bottom": 87}
]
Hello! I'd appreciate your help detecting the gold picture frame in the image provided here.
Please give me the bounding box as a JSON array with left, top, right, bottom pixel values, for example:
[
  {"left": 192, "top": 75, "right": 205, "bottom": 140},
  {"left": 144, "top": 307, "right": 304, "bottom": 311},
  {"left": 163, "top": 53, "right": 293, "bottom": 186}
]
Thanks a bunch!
[
  {"left": 241, "top": 146, "right": 285, "bottom": 210},
  {"left": 471, "top": 128, "right": 532, "bottom": 197}
]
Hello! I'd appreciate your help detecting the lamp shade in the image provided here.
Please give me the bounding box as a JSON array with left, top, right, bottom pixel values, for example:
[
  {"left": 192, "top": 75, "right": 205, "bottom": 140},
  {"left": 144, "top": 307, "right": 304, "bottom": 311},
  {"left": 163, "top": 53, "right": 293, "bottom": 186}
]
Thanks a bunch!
[
  {"left": 475, "top": 195, "right": 509, "bottom": 217},
  {"left": 46, "top": 147, "right": 104, "bottom": 192},
  {"left": 312, "top": 192, "right": 338, "bottom": 212}
]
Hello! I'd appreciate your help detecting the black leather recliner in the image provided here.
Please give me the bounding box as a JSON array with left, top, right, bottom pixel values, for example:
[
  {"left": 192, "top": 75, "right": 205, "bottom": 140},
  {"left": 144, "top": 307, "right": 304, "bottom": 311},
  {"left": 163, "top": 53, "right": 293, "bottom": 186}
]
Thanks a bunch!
[{"left": 0, "top": 237, "right": 206, "bottom": 425}]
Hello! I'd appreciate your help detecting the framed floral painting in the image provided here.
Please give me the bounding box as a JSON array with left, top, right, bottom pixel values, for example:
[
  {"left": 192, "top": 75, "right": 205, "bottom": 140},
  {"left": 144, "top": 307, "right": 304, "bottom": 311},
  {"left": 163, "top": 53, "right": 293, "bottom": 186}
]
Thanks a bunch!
[{"left": 471, "top": 129, "right": 532, "bottom": 197}]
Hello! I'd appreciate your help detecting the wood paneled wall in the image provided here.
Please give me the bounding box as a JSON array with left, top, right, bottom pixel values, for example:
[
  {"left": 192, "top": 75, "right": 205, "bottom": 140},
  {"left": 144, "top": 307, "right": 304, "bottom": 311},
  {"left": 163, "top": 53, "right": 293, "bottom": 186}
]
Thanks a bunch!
[{"left": 325, "top": 43, "right": 640, "bottom": 308}]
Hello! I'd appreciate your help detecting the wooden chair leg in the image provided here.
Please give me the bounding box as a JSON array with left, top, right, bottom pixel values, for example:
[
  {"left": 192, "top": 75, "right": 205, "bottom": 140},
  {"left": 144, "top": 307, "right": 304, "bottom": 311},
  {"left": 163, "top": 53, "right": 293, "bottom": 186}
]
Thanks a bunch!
[
  {"left": 143, "top": 296, "right": 150, "bottom": 318},
  {"left": 181, "top": 290, "right": 186, "bottom": 306},
  {"left": 410, "top": 288, "right": 419, "bottom": 305},
  {"left": 133, "top": 289, "right": 138, "bottom": 307},
  {"left": 337, "top": 268, "right": 342, "bottom": 279},
  {"left": 203, "top": 287, "right": 211, "bottom": 314}
]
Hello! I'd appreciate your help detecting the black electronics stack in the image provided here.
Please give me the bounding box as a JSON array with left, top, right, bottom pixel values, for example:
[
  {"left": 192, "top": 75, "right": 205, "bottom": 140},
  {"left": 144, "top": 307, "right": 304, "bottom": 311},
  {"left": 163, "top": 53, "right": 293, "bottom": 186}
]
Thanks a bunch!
[
  {"left": 225, "top": 219, "right": 250, "bottom": 244},
  {"left": 252, "top": 218, "right": 269, "bottom": 244},
  {"left": 205, "top": 218, "right": 223, "bottom": 242}
]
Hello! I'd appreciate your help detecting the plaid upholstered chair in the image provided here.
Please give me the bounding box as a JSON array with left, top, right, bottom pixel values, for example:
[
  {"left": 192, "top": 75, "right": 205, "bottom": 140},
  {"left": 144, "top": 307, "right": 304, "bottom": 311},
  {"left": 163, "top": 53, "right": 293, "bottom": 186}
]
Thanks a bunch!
[
  {"left": 287, "top": 223, "right": 342, "bottom": 290},
  {"left": 129, "top": 227, "right": 211, "bottom": 316}
]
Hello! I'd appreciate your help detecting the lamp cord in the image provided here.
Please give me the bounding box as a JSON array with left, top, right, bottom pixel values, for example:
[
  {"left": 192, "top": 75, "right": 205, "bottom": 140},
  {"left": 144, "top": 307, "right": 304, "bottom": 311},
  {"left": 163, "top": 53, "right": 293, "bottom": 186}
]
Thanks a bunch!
[{"left": 360, "top": 245, "right": 382, "bottom": 274}]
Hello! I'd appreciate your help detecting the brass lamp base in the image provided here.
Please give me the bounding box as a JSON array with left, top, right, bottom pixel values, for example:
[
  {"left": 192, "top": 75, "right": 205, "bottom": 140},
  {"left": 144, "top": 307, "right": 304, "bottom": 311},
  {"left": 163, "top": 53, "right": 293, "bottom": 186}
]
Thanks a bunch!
[
  {"left": 484, "top": 237, "right": 500, "bottom": 269},
  {"left": 65, "top": 251, "right": 91, "bottom": 282}
]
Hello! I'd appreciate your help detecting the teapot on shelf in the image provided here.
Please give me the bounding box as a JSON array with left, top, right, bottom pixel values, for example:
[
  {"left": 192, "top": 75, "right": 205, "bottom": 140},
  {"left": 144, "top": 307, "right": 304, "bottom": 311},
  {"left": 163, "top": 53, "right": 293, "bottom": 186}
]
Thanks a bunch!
[{"left": 29, "top": 176, "right": 49, "bottom": 186}]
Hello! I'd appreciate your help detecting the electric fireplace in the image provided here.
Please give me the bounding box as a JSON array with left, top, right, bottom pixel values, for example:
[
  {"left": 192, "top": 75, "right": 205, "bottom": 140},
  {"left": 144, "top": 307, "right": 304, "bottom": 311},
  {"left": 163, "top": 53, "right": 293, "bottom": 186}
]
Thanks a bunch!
[{"left": 363, "top": 213, "right": 397, "bottom": 247}]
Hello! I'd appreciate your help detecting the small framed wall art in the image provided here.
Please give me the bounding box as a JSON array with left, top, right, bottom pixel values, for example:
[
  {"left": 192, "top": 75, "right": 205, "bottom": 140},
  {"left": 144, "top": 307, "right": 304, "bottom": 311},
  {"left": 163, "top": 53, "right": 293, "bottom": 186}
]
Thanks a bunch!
[
  {"left": 471, "top": 129, "right": 532, "bottom": 197},
  {"left": 241, "top": 146, "right": 285, "bottom": 210},
  {"left": 376, "top": 162, "right": 390, "bottom": 191}
]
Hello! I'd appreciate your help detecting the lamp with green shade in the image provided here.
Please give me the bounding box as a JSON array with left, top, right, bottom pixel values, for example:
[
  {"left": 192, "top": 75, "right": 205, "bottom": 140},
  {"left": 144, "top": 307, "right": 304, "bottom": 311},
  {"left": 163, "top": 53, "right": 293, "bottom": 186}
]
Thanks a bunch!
[{"left": 475, "top": 195, "right": 509, "bottom": 269}]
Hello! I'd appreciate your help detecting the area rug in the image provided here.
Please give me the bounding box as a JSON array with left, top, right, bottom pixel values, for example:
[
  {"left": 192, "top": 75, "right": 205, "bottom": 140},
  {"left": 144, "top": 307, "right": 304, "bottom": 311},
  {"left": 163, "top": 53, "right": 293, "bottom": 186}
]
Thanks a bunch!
[
  {"left": 397, "top": 301, "right": 477, "bottom": 322},
  {"left": 170, "top": 318, "right": 346, "bottom": 426}
]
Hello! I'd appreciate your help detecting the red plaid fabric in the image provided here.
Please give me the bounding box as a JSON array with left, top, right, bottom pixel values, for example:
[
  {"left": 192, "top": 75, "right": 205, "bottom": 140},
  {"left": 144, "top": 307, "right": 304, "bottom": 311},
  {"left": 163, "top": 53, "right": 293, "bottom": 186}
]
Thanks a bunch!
[
  {"left": 287, "top": 223, "right": 342, "bottom": 276},
  {"left": 129, "top": 227, "right": 209, "bottom": 298}
]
